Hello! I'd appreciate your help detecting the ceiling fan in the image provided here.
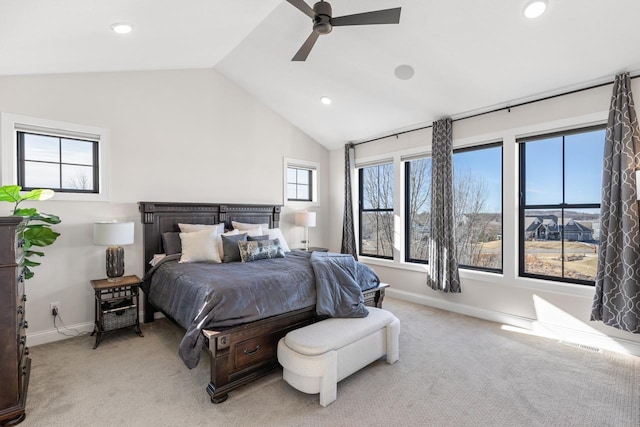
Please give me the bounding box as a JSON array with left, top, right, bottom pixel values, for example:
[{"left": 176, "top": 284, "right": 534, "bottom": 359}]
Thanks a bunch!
[{"left": 286, "top": 0, "right": 401, "bottom": 61}]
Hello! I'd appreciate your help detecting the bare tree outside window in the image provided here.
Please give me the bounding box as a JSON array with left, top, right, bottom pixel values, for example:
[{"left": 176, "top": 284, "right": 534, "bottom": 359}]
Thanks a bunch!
[
  {"left": 406, "top": 158, "right": 431, "bottom": 261},
  {"left": 406, "top": 146, "right": 502, "bottom": 270},
  {"left": 360, "top": 164, "right": 394, "bottom": 257}
]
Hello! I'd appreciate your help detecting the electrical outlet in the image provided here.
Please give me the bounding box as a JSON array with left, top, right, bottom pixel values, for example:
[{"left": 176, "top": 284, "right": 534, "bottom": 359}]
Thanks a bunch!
[{"left": 50, "top": 302, "right": 60, "bottom": 316}]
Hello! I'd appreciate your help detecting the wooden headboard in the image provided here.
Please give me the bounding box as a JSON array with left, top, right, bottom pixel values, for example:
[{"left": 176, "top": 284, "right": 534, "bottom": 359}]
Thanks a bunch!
[{"left": 138, "top": 201, "right": 281, "bottom": 274}]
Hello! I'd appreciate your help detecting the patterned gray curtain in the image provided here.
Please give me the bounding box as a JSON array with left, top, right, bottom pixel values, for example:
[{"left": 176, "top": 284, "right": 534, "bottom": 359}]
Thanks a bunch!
[
  {"left": 591, "top": 73, "right": 640, "bottom": 333},
  {"left": 427, "top": 118, "right": 461, "bottom": 292},
  {"left": 341, "top": 143, "right": 358, "bottom": 259}
]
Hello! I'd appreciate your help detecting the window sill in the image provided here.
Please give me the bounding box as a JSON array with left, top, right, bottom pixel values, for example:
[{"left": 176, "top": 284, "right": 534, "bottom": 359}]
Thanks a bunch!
[{"left": 359, "top": 256, "right": 594, "bottom": 298}]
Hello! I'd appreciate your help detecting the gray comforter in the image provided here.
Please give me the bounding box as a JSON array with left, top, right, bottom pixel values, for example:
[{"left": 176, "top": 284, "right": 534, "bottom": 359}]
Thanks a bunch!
[
  {"left": 310, "top": 251, "right": 379, "bottom": 318},
  {"left": 144, "top": 251, "right": 379, "bottom": 368}
]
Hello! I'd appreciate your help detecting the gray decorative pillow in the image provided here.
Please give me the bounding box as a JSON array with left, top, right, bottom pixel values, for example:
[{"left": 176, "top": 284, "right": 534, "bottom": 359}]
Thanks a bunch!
[
  {"left": 221, "top": 233, "right": 248, "bottom": 263},
  {"left": 247, "top": 234, "right": 269, "bottom": 241},
  {"left": 238, "top": 238, "right": 285, "bottom": 262},
  {"left": 162, "top": 232, "right": 182, "bottom": 255}
]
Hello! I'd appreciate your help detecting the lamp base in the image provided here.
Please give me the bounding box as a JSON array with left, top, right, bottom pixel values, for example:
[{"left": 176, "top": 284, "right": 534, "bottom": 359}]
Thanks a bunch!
[{"left": 106, "top": 246, "right": 125, "bottom": 281}]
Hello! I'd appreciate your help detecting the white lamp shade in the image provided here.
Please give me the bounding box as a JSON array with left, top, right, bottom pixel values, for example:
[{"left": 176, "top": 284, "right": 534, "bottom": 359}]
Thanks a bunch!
[
  {"left": 94, "top": 221, "right": 134, "bottom": 246},
  {"left": 295, "top": 211, "right": 316, "bottom": 227}
]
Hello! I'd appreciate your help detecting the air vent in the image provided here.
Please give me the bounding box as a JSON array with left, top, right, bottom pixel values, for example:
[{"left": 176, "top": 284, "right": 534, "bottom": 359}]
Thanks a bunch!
[{"left": 559, "top": 341, "right": 602, "bottom": 353}]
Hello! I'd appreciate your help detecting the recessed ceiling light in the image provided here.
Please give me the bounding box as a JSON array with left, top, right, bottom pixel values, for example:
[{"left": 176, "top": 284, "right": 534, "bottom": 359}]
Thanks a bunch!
[
  {"left": 110, "top": 23, "right": 133, "bottom": 34},
  {"left": 394, "top": 64, "right": 415, "bottom": 80},
  {"left": 523, "top": 1, "right": 547, "bottom": 19},
  {"left": 320, "top": 96, "right": 332, "bottom": 105}
]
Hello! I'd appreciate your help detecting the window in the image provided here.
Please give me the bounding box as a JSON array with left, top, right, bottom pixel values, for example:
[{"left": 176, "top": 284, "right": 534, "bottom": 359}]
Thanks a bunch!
[
  {"left": 519, "top": 126, "right": 605, "bottom": 285},
  {"left": 405, "top": 157, "right": 431, "bottom": 262},
  {"left": 287, "top": 166, "right": 312, "bottom": 201},
  {"left": 359, "top": 163, "right": 394, "bottom": 259},
  {"left": 404, "top": 143, "right": 503, "bottom": 271},
  {"left": 453, "top": 144, "right": 503, "bottom": 271},
  {"left": 1, "top": 113, "right": 110, "bottom": 201},
  {"left": 283, "top": 158, "right": 318, "bottom": 205},
  {"left": 17, "top": 132, "right": 98, "bottom": 193}
]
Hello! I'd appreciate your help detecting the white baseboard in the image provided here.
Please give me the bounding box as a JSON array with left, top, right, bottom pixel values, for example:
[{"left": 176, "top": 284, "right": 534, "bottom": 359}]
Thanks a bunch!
[
  {"left": 27, "top": 321, "right": 95, "bottom": 347},
  {"left": 386, "top": 288, "right": 640, "bottom": 358}
]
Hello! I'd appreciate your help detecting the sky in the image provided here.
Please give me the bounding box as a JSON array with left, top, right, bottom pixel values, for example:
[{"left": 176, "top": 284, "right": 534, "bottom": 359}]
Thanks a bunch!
[
  {"left": 524, "top": 128, "right": 605, "bottom": 206},
  {"left": 452, "top": 128, "right": 606, "bottom": 213},
  {"left": 454, "top": 145, "right": 502, "bottom": 212}
]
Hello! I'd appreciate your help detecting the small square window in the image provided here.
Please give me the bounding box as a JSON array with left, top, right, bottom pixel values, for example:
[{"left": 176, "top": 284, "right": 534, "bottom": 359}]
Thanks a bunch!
[
  {"left": 284, "top": 158, "right": 319, "bottom": 205},
  {"left": 1, "top": 113, "right": 110, "bottom": 201},
  {"left": 18, "top": 132, "right": 99, "bottom": 193}
]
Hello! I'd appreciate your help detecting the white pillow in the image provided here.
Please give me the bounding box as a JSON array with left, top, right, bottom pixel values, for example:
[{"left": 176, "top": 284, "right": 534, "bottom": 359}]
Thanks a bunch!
[
  {"left": 178, "top": 223, "right": 225, "bottom": 234},
  {"left": 232, "top": 221, "right": 269, "bottom": 232},
  {"left": 179, "top": 229, "right": 221, "bottom": 263},
  {"left": 264, "top": 228, "right": 291, "bottom": 252}
]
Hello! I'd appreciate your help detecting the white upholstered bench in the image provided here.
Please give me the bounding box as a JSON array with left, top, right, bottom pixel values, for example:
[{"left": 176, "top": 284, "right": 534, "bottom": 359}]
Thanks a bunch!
[{"left": 277, "top": 307, "right": 400, "bottom": 407}]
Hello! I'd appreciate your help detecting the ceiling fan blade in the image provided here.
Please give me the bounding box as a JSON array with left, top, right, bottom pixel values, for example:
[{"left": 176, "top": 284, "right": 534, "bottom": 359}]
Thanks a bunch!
[
  {"left": 331, "top": 7, "right": 401, "bottom": 26},
  {"left": 287, "top": 0, "right": 316, "bottom": 19},
  {"left": 292, "top": 31, "right": 320, "bottom": 61}
]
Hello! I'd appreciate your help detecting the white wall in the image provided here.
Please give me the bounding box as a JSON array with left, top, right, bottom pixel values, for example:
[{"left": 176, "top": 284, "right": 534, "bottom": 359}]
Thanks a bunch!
[
  {"left": 328, "top": 80, "right": 640, "bottom": 356},
  {"left": 0, "top": 69, "right": 329, "bottom": 345}
]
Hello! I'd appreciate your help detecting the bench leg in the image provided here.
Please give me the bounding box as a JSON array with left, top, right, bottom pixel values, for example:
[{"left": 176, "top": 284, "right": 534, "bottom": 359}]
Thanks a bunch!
[
  {"left": 319, "top": 350, "right": 337, "bottom": 407},
  {"left": 386, "top": 317, "right": 400, "bottom": 364}
]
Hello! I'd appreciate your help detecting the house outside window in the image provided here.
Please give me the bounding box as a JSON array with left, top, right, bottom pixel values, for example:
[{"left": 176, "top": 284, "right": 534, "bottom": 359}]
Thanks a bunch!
[
  {"left": 359, "top": 163, "right": 394, "bottom": 259},
  {"left": 519, "top": 125, "right": 605, "bottom": 285}
]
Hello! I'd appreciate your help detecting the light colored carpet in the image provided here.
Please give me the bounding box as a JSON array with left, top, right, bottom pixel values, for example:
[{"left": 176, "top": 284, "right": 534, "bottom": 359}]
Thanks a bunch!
[{"left": 23, "top": 298, "right": 639, "bottom": 427}]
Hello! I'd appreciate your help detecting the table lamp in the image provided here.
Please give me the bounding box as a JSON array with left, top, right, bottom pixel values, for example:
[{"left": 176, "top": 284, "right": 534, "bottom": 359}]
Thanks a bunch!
[
  {"left": 94, "top": 221, "right": 134, "bottom": 282},
  {"left": 295, "top": 211, "right": 316, "bottom": 251}
]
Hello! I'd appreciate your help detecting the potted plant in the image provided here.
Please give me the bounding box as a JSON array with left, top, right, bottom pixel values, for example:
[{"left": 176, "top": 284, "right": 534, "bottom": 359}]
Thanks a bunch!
[{"left": 0, "top": 185, "right": 61, "bottom": 279}]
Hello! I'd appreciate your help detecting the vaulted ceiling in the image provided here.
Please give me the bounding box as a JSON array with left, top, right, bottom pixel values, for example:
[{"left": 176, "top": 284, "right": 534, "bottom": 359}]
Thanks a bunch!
[{"left": 1, "top": 0, "right": 639, "bottom": 149}]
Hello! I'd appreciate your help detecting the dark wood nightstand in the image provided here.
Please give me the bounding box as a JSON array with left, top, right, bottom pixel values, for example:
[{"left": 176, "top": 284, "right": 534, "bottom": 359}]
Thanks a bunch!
[
  {"left": 90, "top": 275, "right": 144, "bottom": 349},
  {"left": 293, "top": 247, "right": 329, "bottom": 252}
]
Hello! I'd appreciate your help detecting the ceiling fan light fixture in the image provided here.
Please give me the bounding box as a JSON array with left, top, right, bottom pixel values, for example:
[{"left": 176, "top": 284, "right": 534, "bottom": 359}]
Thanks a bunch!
[
  {"left": 523, "top": 1, "right": 547, "bottom": 19},
  {"left": 320, "top": 96, "right": 332, "bottom": 105},
  {"left": 110, "top": 22, "right": 133, "bottom": 34}
]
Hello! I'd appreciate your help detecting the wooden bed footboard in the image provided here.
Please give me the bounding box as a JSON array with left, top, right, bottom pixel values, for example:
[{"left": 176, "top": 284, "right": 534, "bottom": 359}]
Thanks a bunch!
[{"left": 202, "top": 307, "right": 316, "bottom": 403}]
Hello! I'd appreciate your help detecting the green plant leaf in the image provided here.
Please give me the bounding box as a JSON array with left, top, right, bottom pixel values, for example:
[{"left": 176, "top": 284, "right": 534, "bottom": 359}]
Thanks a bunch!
[
  {"left": 13, "top": 208, "right": 38, "bottom": 217},
  {"left": 0, "top": 185, "right": 22, "bottom": 203},
  {"left": 24, "top": 226, "right": 60, "bottom": 247},
  {"left": 24, "top": 266, "right": 34, "bottom": 280},
  {"left": 23, "top": 258, "right": 41, "bottom": 267},
  {"left": 22, "top": 189, "right": 43, "bottom": 200},
  {"left": 31, "top": 212, "right": 61, "bottom": 225},
  {"left": 26, "top": 250, "right": 45, "bottom": 257}
]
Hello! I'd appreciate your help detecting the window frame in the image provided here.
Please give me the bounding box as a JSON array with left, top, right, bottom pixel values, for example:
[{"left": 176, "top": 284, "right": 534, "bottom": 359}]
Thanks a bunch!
[
  {"left": 16, "top": 131, "right": 100, "bottom": 194},
  {"left": 286, "top": 166, "right": 313, "bottom": 202},
  {"left": 404, "top": 157, "right": 430, "bottom": 264},
  {"left": 1, "top": 113, "right": 110, "bottom": 202},
  {"left": 518, "top": 124, "right": 605, "bottom": 286},
  {"left": 358, "top": 163, "right": 394, "bottom": 260},
  {"left": 283, "top": 158, "right": 319, "bottom": 207},
  {"left": 403, "top": 142, "right": 504, "bottom": 273}
]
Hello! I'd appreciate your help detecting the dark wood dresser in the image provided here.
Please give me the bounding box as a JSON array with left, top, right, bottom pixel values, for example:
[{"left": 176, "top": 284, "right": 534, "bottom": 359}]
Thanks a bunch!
[{"left": 0, "top": 217, "right": 29, "bottom": 426}]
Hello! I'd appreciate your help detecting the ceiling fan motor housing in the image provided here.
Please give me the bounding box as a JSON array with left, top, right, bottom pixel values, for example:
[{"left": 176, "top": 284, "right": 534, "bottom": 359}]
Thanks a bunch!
[{"left": 313, "top": 1, "right": 332, "bottom": 34}]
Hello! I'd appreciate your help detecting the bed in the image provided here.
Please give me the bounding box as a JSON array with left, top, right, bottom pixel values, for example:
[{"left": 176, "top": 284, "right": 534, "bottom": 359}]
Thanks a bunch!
[{"left": 138, "top": 201, "right": 387, "bottom": 403}]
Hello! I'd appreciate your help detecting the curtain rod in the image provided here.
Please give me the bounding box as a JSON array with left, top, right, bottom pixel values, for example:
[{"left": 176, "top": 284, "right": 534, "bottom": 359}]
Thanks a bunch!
[{"left": 353, "top": 73, "right": 640, "bottom": 147}]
